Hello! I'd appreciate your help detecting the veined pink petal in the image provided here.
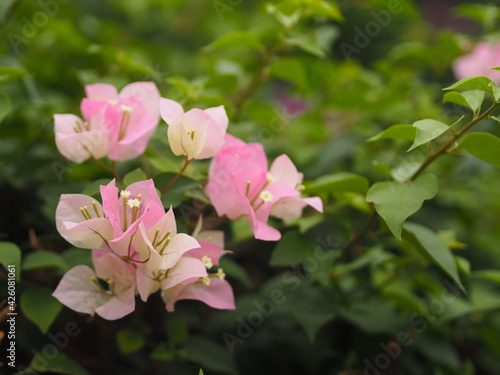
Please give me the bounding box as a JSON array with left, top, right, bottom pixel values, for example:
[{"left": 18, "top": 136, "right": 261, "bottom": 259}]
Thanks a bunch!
[
  {"left": 159, "top": 98, "right": 184, "bottom": 125},
  {"left": 109, "top": 202, "right": 165, "bottom": 256},
  {"left": 270, "top": 196, "right": 323, "bottom": 220},
  {"left": 100, "top": 180, "right": 121, "bottom": 236},
  {"left": 80, "top": 98, "right": 108, "bottom": 123},
  {"left": 167, "top": 121, "right": 187, "bottom": 156},
  {"left": 303, "top": 196, "right": 323, "bottom": 213},
  {"left": 157, "top": 234, "right": 200, "bottom": 270},
  {"left": 269, "top": 154, "right": 303, "bottom": 187},
  {"left": 247, "top": 200, "right": 281, "bottom": 241},
  {"left": 93, "top": 252, "right": 136, "bottom": 291},
  {"left": 85, "top": 83, "right": 118, "bottom": 101},
  {"left": 184, "top": 109, "right": 222, "bottom": 159},
  {"left": 194, "top": 230, "right": 224, "bottom": 249},
  {"left": 205, "top": 161, "right": 249, "bottom": 219},
  {"left": 61, "top": 219, "right": 113, "bottom": 249},
  {"left": 160, "top": 257, "right": 207, "bottom": 290},
  {"left": 108, "top": 110, "right": 158, "bottom": 161},
  {"left": 204, "top": 105, "right": 229, "bottom": 134},
  {"left": 56, "top": 194, "right": 113, "bottom": 249},
  {"left": 136, "top": 265, "right": 161, "bottom": 302},
  {"left": 163, "top": 279, "right": 235, "bottom": 312},
  {"left": 56, "top": 130, "right": 109, "bottom": 163},
  {"left": 186, "top": 240, "right": 226, "bottom": 266},
  {"left": 54, "top": 114, "right": 84, "bottom": 135},
  {"left": 220, "top": 133, "right": 246, "bottom": 149},
  {"left": 126, "top": 180, "right": 164, "bottom": 222},
  {"left": 120, "top": 82, "right": 160, "bottom": 120},
  {"left": 54, "top": 113, "right": 109, "bottom": 163},
  {"left": 95, "top": 286, "right": 135, "bottom": 320},
  {"left": 52, "top": 265, "right": 110, "bottom": 316}
]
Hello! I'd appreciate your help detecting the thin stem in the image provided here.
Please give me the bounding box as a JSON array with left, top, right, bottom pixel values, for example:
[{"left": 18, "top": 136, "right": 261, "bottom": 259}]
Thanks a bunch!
[
  {"left": 94, "top": 159, "right": 123, "bottom": 186},
  {"left": 232, "top": 44, "right": 286, "bottom": 122},
  {"left": 406, "top": 101, "right": 500, "bottom": 183},
  {"left": 343, "top": 100, "right": 500, "bottom": 254},
  {"left": 161, "top": 156, "right": 192, "bottom": 194}
]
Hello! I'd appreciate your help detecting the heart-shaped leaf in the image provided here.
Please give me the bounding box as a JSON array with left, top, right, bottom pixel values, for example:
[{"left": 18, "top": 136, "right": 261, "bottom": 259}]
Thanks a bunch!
[{"left": 366, "top": 174, "right": 438, "bottom": 239}]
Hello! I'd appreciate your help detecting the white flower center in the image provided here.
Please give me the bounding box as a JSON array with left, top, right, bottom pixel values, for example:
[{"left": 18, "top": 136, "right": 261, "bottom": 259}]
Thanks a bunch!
[
  {"left": 127, "top": 199, "right": 141, "bottom": 208},
  {"left": 259, "top": 190, "right": 274, "bottom": 202},
  {"left": 120, "top": 190, "right": 131, "bottom": 198},
  {"left": 202, "top": 256, "right": 213, "bottom": 269}
]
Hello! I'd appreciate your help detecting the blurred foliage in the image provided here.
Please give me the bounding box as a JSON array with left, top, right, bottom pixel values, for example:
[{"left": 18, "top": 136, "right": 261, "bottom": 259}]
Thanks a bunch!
[{"left": 2, "top": 0, "right": 500, "bottom": 374}]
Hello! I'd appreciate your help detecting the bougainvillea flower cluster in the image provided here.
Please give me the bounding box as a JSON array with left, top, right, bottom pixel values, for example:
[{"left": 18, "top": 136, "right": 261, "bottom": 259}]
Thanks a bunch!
[
  {"left": 53, "top": 179, "right": 234, "bottom": 319},
  {"left": 52, "top": 81, "right": 323, "bottom": 320}
]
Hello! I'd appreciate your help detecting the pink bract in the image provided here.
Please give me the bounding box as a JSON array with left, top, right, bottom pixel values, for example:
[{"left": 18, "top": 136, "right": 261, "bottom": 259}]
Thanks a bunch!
[
  {"left": 206, "top": 134, "right": 323, "bottom": 241},
  {"left": 453, "top": 41, "right": 500, "bottom": 83}
]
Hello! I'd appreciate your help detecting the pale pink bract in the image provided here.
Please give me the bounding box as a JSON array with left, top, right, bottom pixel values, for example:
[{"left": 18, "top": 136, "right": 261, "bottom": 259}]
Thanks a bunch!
[
  {"left": 159, "top": 98, "right": 228, "bottom": 160},
  {"left": 54, "top": 81, "right": 161, "bottom": 163},
  {"left": 52, "top": 251, "right": 136, "bottom": 320},
  {"left": 453, "top": 41, "right": 500, "bottom": 83},
  {"left": 206, "top": 135, "right": 323, "bottom": 241}
]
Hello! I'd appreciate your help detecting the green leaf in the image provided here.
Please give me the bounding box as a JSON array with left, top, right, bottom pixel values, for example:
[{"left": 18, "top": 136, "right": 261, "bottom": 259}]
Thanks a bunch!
[
  {"left": 489, "top": 81, "right": 500, "bottom": 102},
  {"left": 167, "top": 317, "right": 188, "bottom": 345},
  {"left": 184, "top": 336, "right": 237, "bottom": 374},
  {"left": 61, "top": 248, "right": 92, "bottom": 269},
  {"left": 270, "top": 231, "right": 318, "bottom": 266},
  {"left": 204, "top": 31, "right": 263, "bottom": 52},
  {"left": 443, "top": 76, "right": 494, "bottom": 93},
  {"left": 285, "top": 33, "right": 326, "bottom": 58},
  {"left": 23, "top": 250, "right": 68, "bottom": 271},
  {"left": 266, "top": 3, "right": 301, "bottom": 29},
  {"left": 0, "top": 92, "right": 12, "bottom": 123},
  {"left": 149, "top": 156, "right": 180, "bottom": 173},
  {"left": 23, "top": 351, "right": 90, "bottom": 375},
  {"left": 0, "top": 242, "right": 21, "bottom": 281},
  {"left": 117, "top": 329, "right": 145, "bottom": 353},
  {"left": 307, "top": 0, "right": 343, "bottom": 21},
  {"left": 285, "top": 284, "right": 336, "bottom": 342},
  {"left": 337, "top": 297, "right": 403, "bottom": 334},
  {"left": 81, "top": 178, "right": 111, "bottom": 196},
  {"left": 153, "top": 173, "right": 199, "bottom": 208},
  {"left": 269, "top": 57, "right": 308, "bottom": 90},
  {"left": 458, "top": 132, "right": 500, "bottom": 169},
  {"left": 151, "top": 343, "right": 175, "bottom": 362},
  {"left": 0, "top": 0, "right": 16, "bottom": 23},
  {"left": 367, "top": 124, "right": 416, "bottom": 142},
  {"left": 408, "top": 119, "right": 450, "bottom": 151},
  {"left": 20, "top": 287, "right": 63, "bottom": 334},
  {"left": 305, "top": 172, "right": 369, "bottom": 195},
  {"left": 455, "top": 4, "right": 499, "bottom": 30},
  {"left": 199, "top": 370, "right": 204, "bottom": 375},
  {"left": 403, "top": 223, "right": 465, "bottom": 292},
  {"left": 123, "top": 168, "right": 147, "bottom": 186},
  {"left": 219, "top": 257, "right": 253, "bottom": 289},
  {"left": 473, "top": 270, "right": 500, "bottom": 284},
  {"left": 443, "top": 90, "right": 485, "bottom": 112},
  {"left": 456, "top": 256, "right": 471, "bottom": 276},
  {"left": 0, "top": 66, "right": 30, "bottom": 83},
  {"left": 366, "top": 174, "right": 439, "bottom": 240}
]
